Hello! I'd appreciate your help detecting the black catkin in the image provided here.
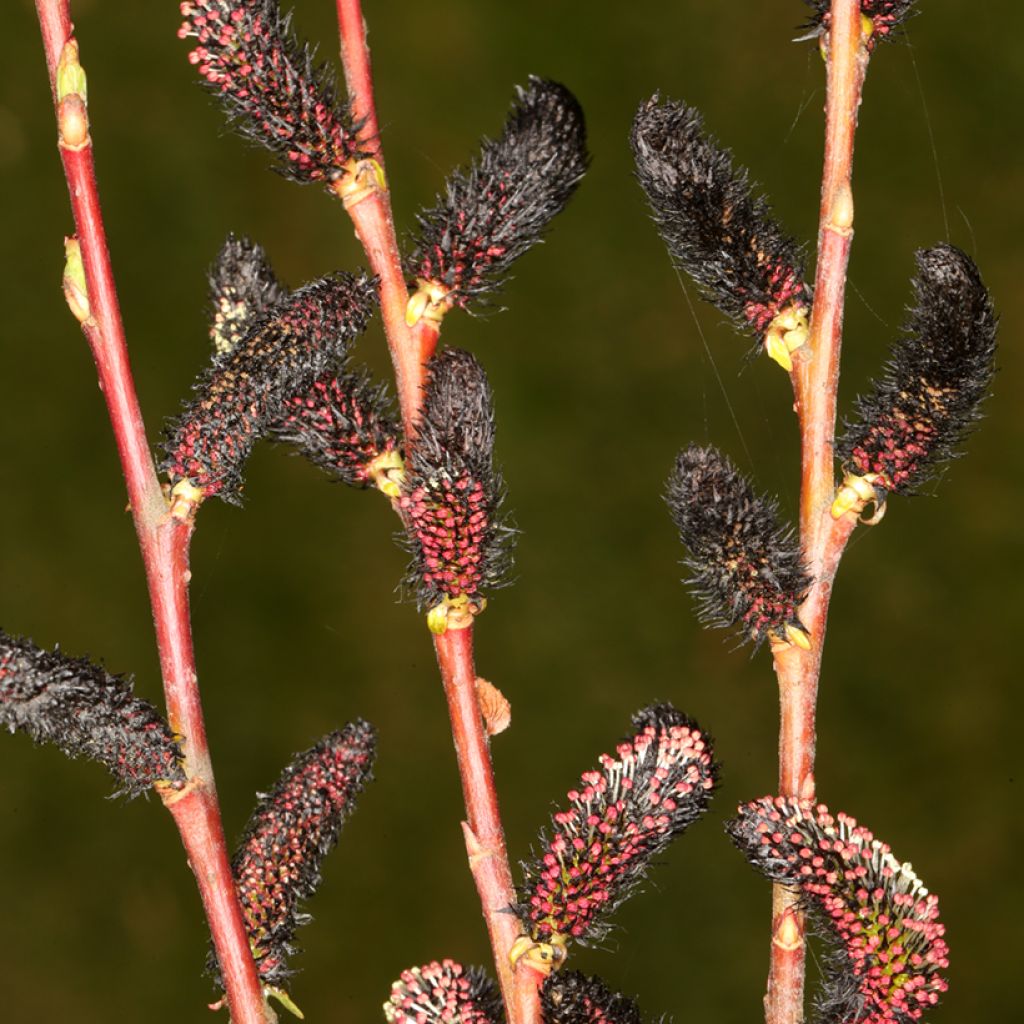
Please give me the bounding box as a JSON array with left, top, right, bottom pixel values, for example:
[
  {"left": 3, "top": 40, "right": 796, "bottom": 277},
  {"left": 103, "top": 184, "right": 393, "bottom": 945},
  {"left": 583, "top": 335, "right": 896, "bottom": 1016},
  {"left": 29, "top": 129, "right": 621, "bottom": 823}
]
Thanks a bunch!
[
  {"left": 632, "top": 96, "right": 811, "bottom": 368},
  {"left": 542, "top": 972, "right": 644, "bottom": 1024},
  {"left": 178, "top": 0, "right": 365, "bottom": 186},
  {"left": 207, "top": 234, "right": 289, "bottom": 357},
  {"left": 274, "top": 370, "right": 402, "bottom": 491},
  {"left": 836, "top": 244, "right": 997, "bottom": 501},
  {"left": 406, "top": 77, "right": 589, "bottom": 315},
  {"left": 210, "top": 722, "right": 376, "bottom": 991},
  {"left": 0, "top": 629, "right": 185, "bottom": 797},
  {"left": 385, "top": 960, "right": 502, "bottom": 1024},
  {"left": 164, "top": 271, "right": 376, "bottom": 505},
  {"left": 727, "top": 797, "right": 948, "bottom": 1024},
  {"left": 399, "top": 349, "right": 514, "bottom": 630},
  {"left": 666, "top": 444, "right": 811, "bottom": 649},
  {"left": 519, "top": 704, "right": 717, "bottom": 950}
]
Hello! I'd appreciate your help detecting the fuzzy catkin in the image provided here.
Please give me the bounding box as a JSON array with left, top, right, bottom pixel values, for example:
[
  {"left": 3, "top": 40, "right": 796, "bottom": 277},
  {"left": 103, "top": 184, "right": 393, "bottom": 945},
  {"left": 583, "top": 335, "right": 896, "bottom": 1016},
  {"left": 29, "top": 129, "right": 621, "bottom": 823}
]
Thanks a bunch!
[
  {"left": 165, "top": 271, "right": 375, "bottom": 503},
  {"left": 727, "top": 796, "right": 948, "bottom": 1024},
  {"left": 836, "top": 244, "right": 997, "bottom": 496},
  {"left": 178, "top": 0, "right": 364, "bottom": 185},
  {"left": 207, "top": 234, "right": 289, "bottom": 356},
  {"left": 519, "top": 704, "right": 717, "bottom": 947},
  {"left": 406, "top": 77, "right": 589, "bottom": 310},
  {"left": 399, "top": 349, "right": 514, "bottom": 611},
  {"left": 542, "top": 972, "right": 644, "bottom": 1024},
  {"left": 632, "top": 96, "right": 811, "bottom": 351},
  {"left": 0, "top": 629, "right": 184, "bottom": 797},
  {"left": 803, "top": 1, "right": 918, "bottom": 45},
  {"left": 210, "top": 722, "right": 376, "bottom": 988},
  {"left": 666, "top": 444, "right": 810, "bottom": 648},
  {"left": 384, "top": 960, "right": 502, "bottom": 1024}
]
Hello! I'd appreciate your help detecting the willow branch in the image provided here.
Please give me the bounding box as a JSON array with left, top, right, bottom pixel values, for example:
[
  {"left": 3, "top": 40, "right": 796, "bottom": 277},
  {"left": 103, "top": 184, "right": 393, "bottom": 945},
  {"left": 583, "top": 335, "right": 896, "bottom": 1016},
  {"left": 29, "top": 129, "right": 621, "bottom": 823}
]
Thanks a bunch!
[
  {"left": 766, "top": 3, "right": 869, "bottom": 1023},
  {"left": 33, "top": 5, "right": 267, "bottom": 1021},
  {"left": 333, "top": 6, "right": 532, "bottom": 1023},
  {"left": 333, "top": 0, "right": 420, "bottom": 435}
]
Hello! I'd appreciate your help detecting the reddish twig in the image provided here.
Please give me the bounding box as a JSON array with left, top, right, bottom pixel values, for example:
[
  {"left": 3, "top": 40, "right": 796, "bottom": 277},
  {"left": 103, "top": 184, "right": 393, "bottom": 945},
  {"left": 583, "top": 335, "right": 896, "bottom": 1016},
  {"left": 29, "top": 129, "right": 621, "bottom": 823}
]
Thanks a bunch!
[
  {"left": 34, "top": 5, "right": 267, "bottom": 1021},
  {"left": 334, "top": 6, "right": 533, "bottom": 1023},
  {"left": 332, "top": 0, "right": 420, "bottom": 435},
  {"left": 766, "top": 2, "right": 870, "bottom": 1023}
]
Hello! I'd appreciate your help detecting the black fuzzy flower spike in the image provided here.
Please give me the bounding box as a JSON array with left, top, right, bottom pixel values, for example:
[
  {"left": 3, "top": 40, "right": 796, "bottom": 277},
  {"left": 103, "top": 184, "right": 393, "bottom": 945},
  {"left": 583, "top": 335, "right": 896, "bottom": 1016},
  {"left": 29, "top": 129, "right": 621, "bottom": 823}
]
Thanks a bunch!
[
  {"left": 210, "top": 722, "right": 376, "bottom": 1005},
  {"left": 384, "top": 960, "right": 502, "bottom": 1024},
  {"left": 727, "top": 797, "right": 948, "bottom": 1024},
  {"left": 405, "top": 77, "right": 589, "bottom": 322},
  {"left": 164, "top": 271, "right": 376, "bottom": 510},
  {"left": 517, "top": 705, "right": 717, "bottom": 962},
  {"left": 632, "top": 96, "right": 812, "bottom": 371},
  {"left": 666, "top": 445, "right": 811, "bottom": 650},
  {"left": 0, "top": 628, "right": 185, "bottom": 798},
  {"left": 833, "top": 244, "right": 997, "bottom": 518},
  {"left": 399, "top": 349, "right": 514, "bottom": 633},
  {"left": 274, "top": 371, "right": 403, "bottom": 494},
  {"left": 208, "top": 234, "right": 290, "bottom": 357},
  {"left": 178, "top": 1, "right": 366, "bottom": 187},
  {"left": 802, "top": 2, "right": 918, "bottom": 48},
  {"left": 542, "top": 972, "right": 644, "bottom": 1024}
]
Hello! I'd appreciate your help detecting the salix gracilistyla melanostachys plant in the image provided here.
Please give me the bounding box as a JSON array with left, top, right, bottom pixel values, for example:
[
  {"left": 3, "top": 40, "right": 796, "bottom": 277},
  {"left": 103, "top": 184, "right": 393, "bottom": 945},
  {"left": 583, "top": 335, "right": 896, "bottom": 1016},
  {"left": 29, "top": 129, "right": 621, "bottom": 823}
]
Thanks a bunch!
[
  {"left": 541, "top": 972, "right": 645, "bottom": 1024},
  {"left": 210, "top": 722, "right": 377, "bottom": 1016},
  {"left": 728, "top": 797, "right": 949, "bottom": 1024},
  {"left": 833, "top": 243, "right": 997, "bottom": 520},
  {"left": 1, "top": 629, "right": 185, "bottom": 798},
  {"left": 405, "top": 76, "right": 589, "bottom": 325},
  {"left": 515, "top": 705, "right": 718, "bottom": 967},
  {"left": 384, "top": 960, "right": 503, "bottom": 1024},
  {"left": 631, "top": 96, "right": 813, "bottom": 372},
  {"left": 631, "top": 3, "right": 995, "bottom": 1024},
  {"left": 164, "top": 270, "right": 376, "bottom": 512}
]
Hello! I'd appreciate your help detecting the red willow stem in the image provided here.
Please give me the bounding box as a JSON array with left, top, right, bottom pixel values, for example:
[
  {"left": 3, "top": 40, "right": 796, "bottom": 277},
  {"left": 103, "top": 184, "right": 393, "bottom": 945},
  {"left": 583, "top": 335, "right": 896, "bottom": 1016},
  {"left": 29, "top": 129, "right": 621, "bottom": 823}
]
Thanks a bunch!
[
  {"left": 333, "top": 0, "right": 420, "bottom": 435},
  {"left": 33, "top": 5, "right": 267, "bottom": 1022},
  {"left": 333, "top": 6, "right": 533, "bottom": 1024},
  {"left": 766, "top": 3, "right": 869, "bottom": 1024}
]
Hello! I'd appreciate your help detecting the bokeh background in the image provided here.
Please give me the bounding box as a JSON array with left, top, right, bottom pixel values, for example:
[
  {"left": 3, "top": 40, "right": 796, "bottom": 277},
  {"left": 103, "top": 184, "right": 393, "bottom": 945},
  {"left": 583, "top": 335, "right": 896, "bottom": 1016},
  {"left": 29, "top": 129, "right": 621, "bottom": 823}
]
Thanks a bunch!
[{"left": 2, "top": 1, "right": 1021, "bottom": 1021}]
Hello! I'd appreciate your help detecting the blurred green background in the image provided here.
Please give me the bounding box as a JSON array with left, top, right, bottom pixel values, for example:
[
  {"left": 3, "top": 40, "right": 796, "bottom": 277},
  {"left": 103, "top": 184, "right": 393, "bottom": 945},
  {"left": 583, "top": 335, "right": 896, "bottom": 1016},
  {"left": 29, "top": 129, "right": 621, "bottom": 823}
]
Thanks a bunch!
[{"left": 2, "top": 1, "right": 1021, "bottom": 1021}]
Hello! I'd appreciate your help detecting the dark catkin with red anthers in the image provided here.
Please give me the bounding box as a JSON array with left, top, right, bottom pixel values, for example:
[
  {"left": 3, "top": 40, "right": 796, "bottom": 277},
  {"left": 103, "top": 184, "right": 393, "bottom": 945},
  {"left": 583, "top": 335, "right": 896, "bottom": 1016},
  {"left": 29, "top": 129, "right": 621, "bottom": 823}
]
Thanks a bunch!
[
  {"left": 209, "top": 722, "right": 376, "bottom": 988},
  {"left": 803, "top": 1, "right": 917, "bottom": 46},
  {"left": 406, "top": 77, "right": 589, "bottom": 310},
  {"left": 727, "top": 797, "right": 949, "bottom": 1024},
  {"left": 178, "top": 0, "right": 364, "bottom": 185},
  {"left": 631, "top": 97, "right": 811, "bottom": 351},
  {"left": 666, "top": 445, "right": 811, "bottom": 648},
  {"left": 836, "top": 244, "right": 997, "bottom": 496},
  {"left": 207, "top": 234, "right": 289, "bottom": 356},
  {"left": 384, "top": 960, "right": 502, "bottom": 1024},
  {"left": 520, "top": 704, "right": 718, "bottom": 947},
  {"left": 0, "top": 629, "right": 185, "bottom": 797},
  {"left": 542, "top": 972, "right": 644, "bottom": 1024},
  {"left": 274, "top": 371, "right": 401, "bottom": 489},
  {"left": 165, "top": 271, "right": 375, "bottom": 503},
  {"left": 399, "top": 349, "right": 514, "bottom": 611}
]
